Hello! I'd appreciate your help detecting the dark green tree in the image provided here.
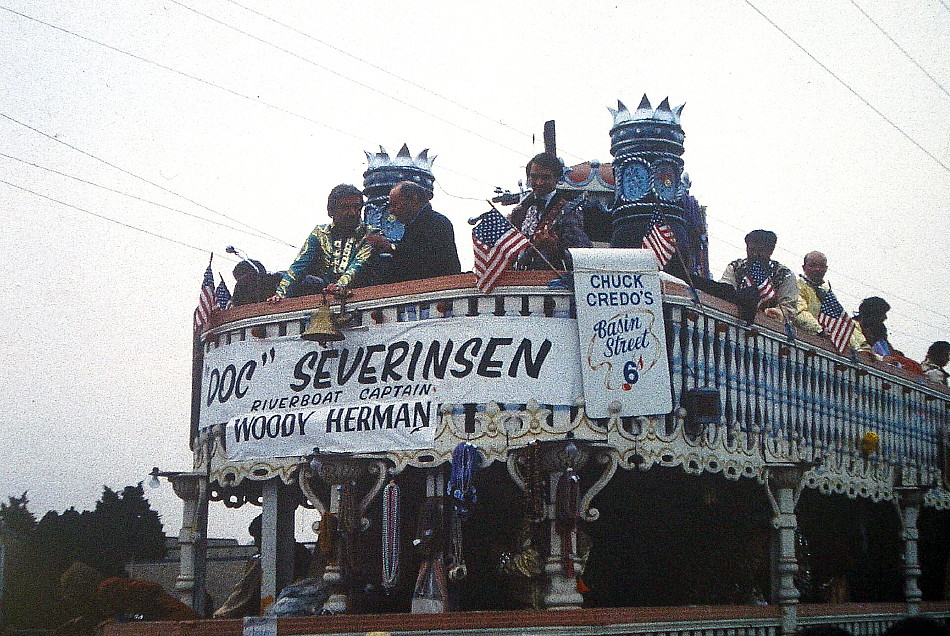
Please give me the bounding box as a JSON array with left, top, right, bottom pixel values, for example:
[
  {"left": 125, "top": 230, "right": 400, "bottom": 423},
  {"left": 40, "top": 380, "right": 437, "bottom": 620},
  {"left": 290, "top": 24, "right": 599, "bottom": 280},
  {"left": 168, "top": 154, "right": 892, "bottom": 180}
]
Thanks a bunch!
[
  {"left": 0, "top": 493, "right": 42, "bottom": 630},
  {"left": 0, "top": 485, "right": 167, "bottom": 631},
  {"left": 0, "top": 492, "right": 36, "bottom": 536},
  {"left": 81, "top": 483, "right": 166, "bottom": 576}
]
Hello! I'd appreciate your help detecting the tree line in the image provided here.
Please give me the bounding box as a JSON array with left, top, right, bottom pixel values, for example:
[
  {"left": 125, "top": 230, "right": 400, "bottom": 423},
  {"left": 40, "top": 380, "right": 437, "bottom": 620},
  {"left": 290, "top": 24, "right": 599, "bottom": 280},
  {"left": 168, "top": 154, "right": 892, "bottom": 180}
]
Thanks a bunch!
[{"left": 0, "top": 485, "right": 166, "bottom": 632}]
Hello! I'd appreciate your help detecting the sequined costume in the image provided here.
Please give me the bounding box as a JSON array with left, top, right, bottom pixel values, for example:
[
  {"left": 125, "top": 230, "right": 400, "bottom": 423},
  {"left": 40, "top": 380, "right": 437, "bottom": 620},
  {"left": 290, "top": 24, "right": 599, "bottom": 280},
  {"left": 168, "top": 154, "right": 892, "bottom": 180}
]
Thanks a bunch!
[
  {"left": 796, "top": 276, "right": 871, "bottom": 352},
  {"left": 509, "top": 192, "right": 592, "bottom": 270},
  {"left": 720, "top": 258, "right": 798, "bottom": 319},
  {"left": 274, "top": 224, "right": 373, "bottom": 297}
]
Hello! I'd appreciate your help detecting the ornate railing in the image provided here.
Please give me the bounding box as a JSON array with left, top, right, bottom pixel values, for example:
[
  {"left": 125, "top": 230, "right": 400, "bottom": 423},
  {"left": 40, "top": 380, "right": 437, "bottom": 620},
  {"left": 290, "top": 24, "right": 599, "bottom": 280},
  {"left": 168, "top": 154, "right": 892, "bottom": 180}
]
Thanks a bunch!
[{"left": 196, "top": 272, "right": 950, "bottom": 508}]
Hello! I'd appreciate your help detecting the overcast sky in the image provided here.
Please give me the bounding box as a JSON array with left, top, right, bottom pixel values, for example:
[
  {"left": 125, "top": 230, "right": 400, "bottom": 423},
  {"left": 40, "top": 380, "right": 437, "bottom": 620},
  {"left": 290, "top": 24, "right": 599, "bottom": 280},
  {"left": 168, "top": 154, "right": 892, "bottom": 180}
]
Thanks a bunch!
[{"left": 1, "top": 1, "right": 947, "bottom": 540}]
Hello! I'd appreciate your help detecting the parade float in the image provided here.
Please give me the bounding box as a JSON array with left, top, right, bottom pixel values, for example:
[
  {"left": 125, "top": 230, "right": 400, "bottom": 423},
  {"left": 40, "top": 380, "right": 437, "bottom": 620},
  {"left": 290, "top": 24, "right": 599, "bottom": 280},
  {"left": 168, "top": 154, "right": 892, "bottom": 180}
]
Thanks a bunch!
[{"left": 112, "top": 97, "right": 950, "bottom": 636}]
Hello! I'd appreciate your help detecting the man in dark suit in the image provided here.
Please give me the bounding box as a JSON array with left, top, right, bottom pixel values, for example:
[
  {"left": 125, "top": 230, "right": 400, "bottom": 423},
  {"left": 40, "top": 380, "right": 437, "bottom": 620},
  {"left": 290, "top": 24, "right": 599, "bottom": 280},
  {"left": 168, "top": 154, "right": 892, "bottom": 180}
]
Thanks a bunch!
[
  {"left": 508, "top": 152, "right": 591, "bottom": 270},
  {"left": 366, "top": 181, "right": 461, "bottom": 283}
]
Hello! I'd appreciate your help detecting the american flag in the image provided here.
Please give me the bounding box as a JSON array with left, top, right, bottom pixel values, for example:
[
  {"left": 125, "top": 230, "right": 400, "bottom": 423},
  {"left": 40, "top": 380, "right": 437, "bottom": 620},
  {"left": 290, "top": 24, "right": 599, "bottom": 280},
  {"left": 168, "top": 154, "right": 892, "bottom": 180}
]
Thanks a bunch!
[
  {"left": 817, "top": 289, "right": 855, "bottom": 354},
  {"left": 472, "top": 209, "right": 531, "bottom": 293},
  {"left": 194, "top": 261, "right": 215, "bottom": 330},
  {"left": 642, "top": 212, "right": 676, "bottom": 268},
  {"left": 214, "top": 277, "right": 232, "bottom": 311},
  {"left": 742, "top": 260, "right": 776, "bottom": 308}
]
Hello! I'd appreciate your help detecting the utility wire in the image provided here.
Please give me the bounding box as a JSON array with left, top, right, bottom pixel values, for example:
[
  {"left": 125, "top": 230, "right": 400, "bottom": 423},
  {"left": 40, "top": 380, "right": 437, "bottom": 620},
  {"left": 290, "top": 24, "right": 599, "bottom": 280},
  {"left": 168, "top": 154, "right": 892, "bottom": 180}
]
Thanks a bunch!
[
  {"left": 744, "top": 0, "right": 950, "bottom": 173},
  {"left": 0, "top": 112, "right": 295, "bottom": 248},
  {"left": 703, "top": 230, "right": 941, "bottom": 347},
  {"left": 168, "top": 0, "right": 528, "bottom": 158},
  {"left": 0, "top": 6, "right": 364, "bottom": 147},
  {"left": 849, "top": 0, "right": 950, "bottom": 100},
  {"left": 0, "top": 6, "right": 502, "bottom": 197},
  {"left": 435, "top": 178, "right": 491, "bottom": 203},
  {"left": 224, "top": 0, "right": 587, "bottom": 164},
  {"left": 0, "top": 177, "right": 234, "bottom": 259},
  {"left": 705, "top": 222, "right": 950, "bottom": 331},
  {"left": 708, "top": 211, "right": 950, "bottom": 325},
  {"left": 225, "top": 0, "right": 532, "bottom": 141},
  {"left": 0, "top": 151, "right": 289, "bottom": 245},
  {"left": 5, "top": 4, "right": 941, "bottom": 334}
]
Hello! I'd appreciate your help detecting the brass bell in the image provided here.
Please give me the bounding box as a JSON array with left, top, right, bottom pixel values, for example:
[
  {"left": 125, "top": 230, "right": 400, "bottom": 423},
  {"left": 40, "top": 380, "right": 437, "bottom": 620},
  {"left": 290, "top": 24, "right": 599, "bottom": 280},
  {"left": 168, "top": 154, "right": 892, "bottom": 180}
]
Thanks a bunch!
[{"left": 301, "top": 298, "right": 344, "bottom": 344}]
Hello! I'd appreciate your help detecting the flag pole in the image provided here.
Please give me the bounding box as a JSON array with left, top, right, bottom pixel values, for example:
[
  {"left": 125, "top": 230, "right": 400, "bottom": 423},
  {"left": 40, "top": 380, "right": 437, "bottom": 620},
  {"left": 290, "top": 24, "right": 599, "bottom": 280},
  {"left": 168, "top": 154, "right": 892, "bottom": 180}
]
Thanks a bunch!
[{"left": 481, "top": 200, "right": 563, "bottom": 276}]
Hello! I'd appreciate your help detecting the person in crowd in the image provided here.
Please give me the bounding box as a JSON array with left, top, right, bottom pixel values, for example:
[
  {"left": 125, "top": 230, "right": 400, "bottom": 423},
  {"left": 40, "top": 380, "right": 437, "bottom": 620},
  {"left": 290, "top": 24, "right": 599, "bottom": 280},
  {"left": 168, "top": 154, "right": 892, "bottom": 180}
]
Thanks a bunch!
[
  {"left": 508, "top": 152, "right": 591, "bottom": 270},
  {"left": 720, "top": 229, "right": 798, "bottom": 321},
  {"left": 267, "top": 184, "right": 373, "bottom": 303},
  {"left": 795, "top": 251, "right": 872, "bottom": 354},
  {"left": 365, "top": 181, "right": 461, "bottom": 283},
  {"left": 231, "top": 259, "right": 284, "bottom": 306},
  {"left": 854, "top": 297, "right": 923, "bottom": 374},
  {"left": 855, "top": 296, "right": 892, "bottom": 357},
  {"left": 214, "top": 515, "right": 313, "bottom": 618},
  {"left": 922, "top": 341, "right": 950, "bottom": 386}
]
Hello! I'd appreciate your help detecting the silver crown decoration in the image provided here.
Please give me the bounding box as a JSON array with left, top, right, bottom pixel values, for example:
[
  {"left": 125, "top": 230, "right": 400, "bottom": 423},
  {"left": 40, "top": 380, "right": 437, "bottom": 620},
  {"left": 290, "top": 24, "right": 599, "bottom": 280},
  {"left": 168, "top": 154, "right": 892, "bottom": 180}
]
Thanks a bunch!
[
  {"left": 364, "top": 144, "right": 437, "bottom": 172},
  {"left": 608, "top": 94, "right": 696, "bottom": 265},
  {"left": 362, "top": 143, "right": 437, "bottom": 207},
  {"left": 608, "top": 94, "right": 685, "bottom": 127}
]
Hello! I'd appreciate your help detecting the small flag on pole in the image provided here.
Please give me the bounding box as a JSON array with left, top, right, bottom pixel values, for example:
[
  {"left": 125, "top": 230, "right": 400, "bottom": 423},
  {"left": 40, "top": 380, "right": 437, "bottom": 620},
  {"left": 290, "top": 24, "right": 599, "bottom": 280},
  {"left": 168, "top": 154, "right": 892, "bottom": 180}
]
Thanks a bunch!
[
  {"left": 472, "top": 209, "right": 531, "bottom": 293},
  {"left": 642, "top": 212, "right": 676, "bottom": 268},
  {"left": 742, "top": 261, "right": 776, "bottom": 308},
  {"left": 214, "top": 277, "right": 232, "bottom": 311},
  {"left": 818, "top": 290, "right": 855, "bottom": 354},
  {"left": 194, "top": 260, "right": 215, "bottom": 330}
]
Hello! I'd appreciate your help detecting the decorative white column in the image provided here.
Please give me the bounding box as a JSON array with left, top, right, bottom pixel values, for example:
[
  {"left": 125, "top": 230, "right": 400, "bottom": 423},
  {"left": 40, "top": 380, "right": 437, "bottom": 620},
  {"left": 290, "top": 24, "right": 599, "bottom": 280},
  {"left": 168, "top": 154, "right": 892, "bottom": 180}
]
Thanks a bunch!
[
  {"left": 298, "top": 456, "right": 389, "bottom": 614},
  {"left": 763, "top": 464, "right": 808, "bottom": 636},
  {"left": 894, "top": 486, "right": 926, "bottom": 615},
  {"left": 260, "top": 479, "right": 297, "bottom": 612},
  {"left": 542, "top": 464, "right": 582, "bottom": 611},
  {"left": 167, "top": 472, "right": 209, "bottom": 616},
  {"left": 508, "top": 440, "right": 617, "bottom": 611}
]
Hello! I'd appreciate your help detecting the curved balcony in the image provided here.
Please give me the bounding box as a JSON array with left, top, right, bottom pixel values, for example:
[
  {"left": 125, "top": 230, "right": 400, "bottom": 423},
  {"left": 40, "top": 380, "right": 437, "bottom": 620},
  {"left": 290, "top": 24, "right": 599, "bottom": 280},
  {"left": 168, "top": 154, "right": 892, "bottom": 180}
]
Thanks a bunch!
[{"left": 193, "top": 271, "right": 950, "bottom": 510}]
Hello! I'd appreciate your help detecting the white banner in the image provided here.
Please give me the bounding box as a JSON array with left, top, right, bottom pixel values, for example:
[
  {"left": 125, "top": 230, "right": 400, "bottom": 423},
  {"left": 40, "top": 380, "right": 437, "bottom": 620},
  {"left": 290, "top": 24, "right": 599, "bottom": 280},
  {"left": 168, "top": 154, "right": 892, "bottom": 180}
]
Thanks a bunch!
[
  {"left": 570, "top": 249, "right": 673, "bottom": 418},
  {"left": 199, "top": 317, "right": 583, "bottom": 459}
]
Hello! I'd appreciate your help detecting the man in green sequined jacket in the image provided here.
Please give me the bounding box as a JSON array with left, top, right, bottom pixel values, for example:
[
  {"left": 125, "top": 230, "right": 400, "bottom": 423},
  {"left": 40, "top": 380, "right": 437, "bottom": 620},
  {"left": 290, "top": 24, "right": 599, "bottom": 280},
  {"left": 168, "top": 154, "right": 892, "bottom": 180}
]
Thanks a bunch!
[{"left": 268, "top": 184, "right": 374, "bottom": 301}]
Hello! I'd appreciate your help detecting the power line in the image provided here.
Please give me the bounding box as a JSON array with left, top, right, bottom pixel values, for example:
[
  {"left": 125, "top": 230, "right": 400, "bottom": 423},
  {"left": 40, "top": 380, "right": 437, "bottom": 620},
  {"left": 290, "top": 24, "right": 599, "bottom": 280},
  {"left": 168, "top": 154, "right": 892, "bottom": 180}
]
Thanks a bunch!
[
  {"left": 744, "top": 0, "right": 950, "bottom": 173},
  {"left": 705, "top": 222, "right": 950, "bottom": 331},
  {"left": 0, "top": 8, "right": 372, "bottom": 148},
  {"left": 0, "top": 151, "right": 289, "bottom": 246},
  {"left": 224, "top": 0, "right": 535, "bottom": 143},
  {"left": 434, "top": 178, "right": 490, "bottom": 203},
  {"left": 0, "top": 6, "right": 501, "bottom": 194},
  {"left": 0, "top": 112, "right": 294, "bottom": 248},
  {"left": 849, "top": 0, "right": 950, "bottom": 100},
  {"left": 223, "top": 0, "right": 586, "bottom": 164},
  {"left": 0, "top": 177, "right": 234, "bottom": 259},
  {"left": 167, "top": 0, "right": 528, "bottom": 158}
]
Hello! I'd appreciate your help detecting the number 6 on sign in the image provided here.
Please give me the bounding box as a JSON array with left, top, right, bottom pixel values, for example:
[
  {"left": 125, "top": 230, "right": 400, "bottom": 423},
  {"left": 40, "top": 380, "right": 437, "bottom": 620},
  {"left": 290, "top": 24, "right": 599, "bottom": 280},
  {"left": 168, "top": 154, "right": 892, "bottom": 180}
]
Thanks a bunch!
[{"left": 623, "top": 360, "right": 639, "bottom": 385}]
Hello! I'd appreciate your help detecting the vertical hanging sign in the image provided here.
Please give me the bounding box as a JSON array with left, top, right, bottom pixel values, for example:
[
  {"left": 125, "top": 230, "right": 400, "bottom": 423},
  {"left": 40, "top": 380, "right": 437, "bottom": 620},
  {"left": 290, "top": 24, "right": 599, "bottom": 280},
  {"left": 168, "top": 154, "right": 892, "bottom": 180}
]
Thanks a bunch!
[{"left": 570, "top": 248, "right": 673, "bottom": 418}]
